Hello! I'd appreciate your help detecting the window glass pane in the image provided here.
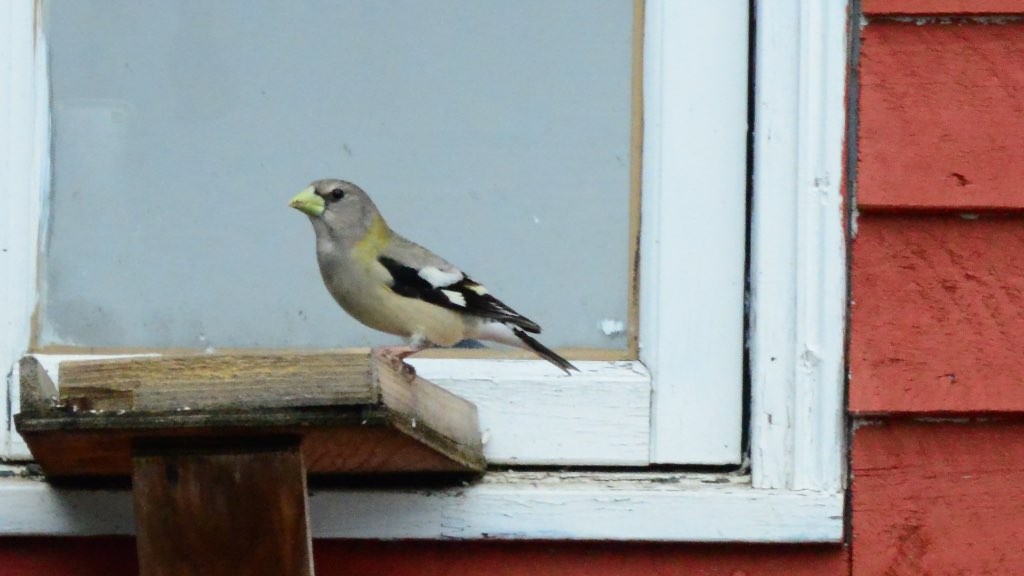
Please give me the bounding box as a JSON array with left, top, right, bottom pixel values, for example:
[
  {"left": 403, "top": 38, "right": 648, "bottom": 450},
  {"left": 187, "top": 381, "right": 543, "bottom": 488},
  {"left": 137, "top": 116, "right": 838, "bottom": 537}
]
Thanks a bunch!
[{"left": 39, "top": 0, "right": 633, "bottom": 350}]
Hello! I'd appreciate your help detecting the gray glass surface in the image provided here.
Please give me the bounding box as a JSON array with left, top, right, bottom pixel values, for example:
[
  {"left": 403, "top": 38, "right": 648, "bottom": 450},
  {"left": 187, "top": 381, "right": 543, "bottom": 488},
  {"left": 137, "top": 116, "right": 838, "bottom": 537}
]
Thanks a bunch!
[{"left": 40, "top": 0, "right": 633, "bottom": 350}]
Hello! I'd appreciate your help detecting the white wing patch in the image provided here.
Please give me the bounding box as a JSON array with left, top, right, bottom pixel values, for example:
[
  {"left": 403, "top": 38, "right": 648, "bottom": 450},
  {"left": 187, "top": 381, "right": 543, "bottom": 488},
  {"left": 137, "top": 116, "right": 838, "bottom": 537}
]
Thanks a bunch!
[
  {"left": 419, "top": 266, "right": 463, "bottom": 288},
  {"left": 465, "top": 283, "right": 488, "bottom": 295},
  {"left": 440, "top": 289, "right": 467, "bottom": 307}
]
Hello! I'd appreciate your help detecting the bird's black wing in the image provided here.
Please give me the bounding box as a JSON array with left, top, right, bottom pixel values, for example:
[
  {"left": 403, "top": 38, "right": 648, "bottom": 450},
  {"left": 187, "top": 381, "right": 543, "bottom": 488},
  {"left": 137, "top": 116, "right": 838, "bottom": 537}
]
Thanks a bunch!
[{"left": 378, "top": 256, "right": 541, "bottom": 333}]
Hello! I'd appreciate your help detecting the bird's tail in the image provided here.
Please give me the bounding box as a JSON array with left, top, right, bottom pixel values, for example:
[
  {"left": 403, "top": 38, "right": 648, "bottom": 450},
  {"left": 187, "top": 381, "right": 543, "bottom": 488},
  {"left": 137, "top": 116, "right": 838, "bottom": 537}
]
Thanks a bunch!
[{"left": 512, "top": 328, "right": 579, "bottom": 375}]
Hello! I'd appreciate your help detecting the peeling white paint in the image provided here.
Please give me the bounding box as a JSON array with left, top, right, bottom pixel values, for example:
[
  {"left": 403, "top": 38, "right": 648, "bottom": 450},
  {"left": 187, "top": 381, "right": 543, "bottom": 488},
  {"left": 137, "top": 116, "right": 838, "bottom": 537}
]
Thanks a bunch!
[
  {"left": 749, "top": 0, "right": 847, "bottom": 493},
  {"left": 0, "top": 476, "right": 844, "bottom": 541},
  {"left": 884, "top": 15, "right": 1023, "bottom": 26}
]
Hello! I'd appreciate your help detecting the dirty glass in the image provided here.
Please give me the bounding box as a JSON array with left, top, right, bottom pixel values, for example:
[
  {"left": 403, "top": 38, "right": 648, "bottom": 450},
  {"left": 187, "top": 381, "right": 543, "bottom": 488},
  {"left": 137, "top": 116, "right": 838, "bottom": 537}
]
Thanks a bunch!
[{"left": 39, "top": 0, "right": 633, "bottom": 350}]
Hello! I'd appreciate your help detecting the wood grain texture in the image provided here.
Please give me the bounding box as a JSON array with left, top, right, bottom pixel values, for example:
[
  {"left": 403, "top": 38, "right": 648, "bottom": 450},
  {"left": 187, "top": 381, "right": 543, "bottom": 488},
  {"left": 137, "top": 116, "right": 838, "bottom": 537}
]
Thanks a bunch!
[
  {"left": 17, "top": 356, "right": 57, "bottom": 414},
  {"left": 858, "top": 21, "right": 1024, "bottom": 211},
  {"left": 849, "top": 216, "right": 1024, "bottom": 413},
  {"left": 133, "top": 443, "right": 312, "bottom": 576},
  {"left": 27, "top": 354, "right": 650, "bottom": 466},
  {"left": 15, "top": 352, "right": 484, "bottom": 476},
  {"left": 58, "top": 352, "right": 377, "bottom": 412},
  {"left": 863, "top": 0, "right": 1024, "bottom": 14},
  {"left": 377, "top": 358, "right": 481, "bottom": 454},
  {"left": 19, "top": 417, "right": 477, "bottom": 476},
  {"left": 852, "top": 420, "right": 1024, "bottom": 575}
]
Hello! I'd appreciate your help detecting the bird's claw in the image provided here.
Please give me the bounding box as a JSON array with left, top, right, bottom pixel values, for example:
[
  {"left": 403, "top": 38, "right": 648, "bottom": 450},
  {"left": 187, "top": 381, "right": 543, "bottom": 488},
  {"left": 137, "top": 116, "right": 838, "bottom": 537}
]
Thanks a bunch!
[
  {"left": 399, "top": 361, "right": 417, "bottom": 382},
  {"left": 378, "top": 348, "right": 418, "bottom": 382}
]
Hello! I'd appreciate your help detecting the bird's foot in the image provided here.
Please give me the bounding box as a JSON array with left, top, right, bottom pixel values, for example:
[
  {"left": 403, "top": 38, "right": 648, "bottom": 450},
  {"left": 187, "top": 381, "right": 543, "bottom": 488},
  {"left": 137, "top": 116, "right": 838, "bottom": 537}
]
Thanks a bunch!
[
  {"left": 401, "top": 363, "right": 416, "bottom": 381},
  {"left": 377, "top": 346, "right": 420, "bottom": 381}
]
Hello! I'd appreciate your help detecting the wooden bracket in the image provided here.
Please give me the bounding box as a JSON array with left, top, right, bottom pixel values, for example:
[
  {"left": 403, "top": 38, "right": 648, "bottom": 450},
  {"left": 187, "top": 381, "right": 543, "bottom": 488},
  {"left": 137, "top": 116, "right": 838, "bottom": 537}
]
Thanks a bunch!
[
  {"left": 15, "top": 351, "right": 485, "bottom": 575},
  {"left": 133, "top": 438, "right": 312, "bottom": 576}
]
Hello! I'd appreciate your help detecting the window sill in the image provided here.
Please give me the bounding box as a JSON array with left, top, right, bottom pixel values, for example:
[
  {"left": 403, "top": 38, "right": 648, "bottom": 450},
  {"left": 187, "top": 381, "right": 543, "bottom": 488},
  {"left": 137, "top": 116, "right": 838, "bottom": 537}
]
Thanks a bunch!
[
  {"left": 0, "top": 471, "right": 843, "bottom": 541},
  {"left": 0, "top": 0, "right": 850, "bottom": 545},
  {"left": 3, "top": 352, "right": 843, "bottom": 542},
  {"left": 6, "top": 356, "right": 654, "bottom": 466}
]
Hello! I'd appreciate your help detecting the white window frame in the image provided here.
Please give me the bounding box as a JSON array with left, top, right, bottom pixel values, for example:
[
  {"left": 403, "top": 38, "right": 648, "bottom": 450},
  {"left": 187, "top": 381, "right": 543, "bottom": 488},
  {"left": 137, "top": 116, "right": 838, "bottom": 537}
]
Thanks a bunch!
[
  {"left": 3, "top": 0, "right": 748, "bottom": 470},
  {"left": 0, "top": 0, "right": 848, "bottom": 542}
]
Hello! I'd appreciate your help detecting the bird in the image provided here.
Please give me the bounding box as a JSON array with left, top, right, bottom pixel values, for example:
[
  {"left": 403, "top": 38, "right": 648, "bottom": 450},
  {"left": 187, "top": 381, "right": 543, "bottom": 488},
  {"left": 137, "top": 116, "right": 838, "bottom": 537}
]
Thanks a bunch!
[{"left": 289, "top": 179, "right": 578, "bottom": 374}]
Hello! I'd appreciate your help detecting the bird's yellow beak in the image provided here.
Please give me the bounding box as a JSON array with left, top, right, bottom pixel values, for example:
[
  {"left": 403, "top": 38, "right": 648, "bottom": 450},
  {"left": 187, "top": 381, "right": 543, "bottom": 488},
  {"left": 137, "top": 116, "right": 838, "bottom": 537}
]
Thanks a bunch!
[{"left": 288, "top": 186, "right": 325, "bottom": 217}]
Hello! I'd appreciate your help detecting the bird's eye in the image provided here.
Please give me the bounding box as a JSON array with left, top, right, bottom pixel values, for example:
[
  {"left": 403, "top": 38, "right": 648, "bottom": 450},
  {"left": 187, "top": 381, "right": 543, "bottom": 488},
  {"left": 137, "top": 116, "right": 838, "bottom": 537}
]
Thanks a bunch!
[{"left": 330, "top": 188, "right": 345, "bottom": 200}]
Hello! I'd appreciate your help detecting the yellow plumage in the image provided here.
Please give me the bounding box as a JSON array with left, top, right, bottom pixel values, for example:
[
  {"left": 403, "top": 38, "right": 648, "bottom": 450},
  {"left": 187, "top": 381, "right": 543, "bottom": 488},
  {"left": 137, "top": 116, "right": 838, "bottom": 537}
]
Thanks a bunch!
[{"left": 290, "top": 179, "right": 578, "bottom": 373}]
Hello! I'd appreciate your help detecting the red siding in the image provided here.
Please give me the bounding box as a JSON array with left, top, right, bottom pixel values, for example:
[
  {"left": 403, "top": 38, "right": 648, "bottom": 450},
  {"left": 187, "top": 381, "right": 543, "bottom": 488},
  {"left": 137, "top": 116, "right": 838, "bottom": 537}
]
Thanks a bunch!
[
  {"left": 8, "top": 6, "right": 1024, "bottom": 576},
  {"left": 863, "top": 0, "right": 1024, "bottom": 14},
  {"left": 858, "top": 22, "right": 1024, "bottom": 211},
  {"left": 849, "top": 215, "right": 1024, "bottom": 413},
  {"left": 852, "top": 420, "right": 1024, "bottom": 575},
  {"left": 0, "top": 538, "right": 137, "bottom": 576},
  {"left": 0, "top": 539, "right": 849, "bottom": 576},
  {"left": 852, "top": 6, "right": 1024, "bottom": 574}
]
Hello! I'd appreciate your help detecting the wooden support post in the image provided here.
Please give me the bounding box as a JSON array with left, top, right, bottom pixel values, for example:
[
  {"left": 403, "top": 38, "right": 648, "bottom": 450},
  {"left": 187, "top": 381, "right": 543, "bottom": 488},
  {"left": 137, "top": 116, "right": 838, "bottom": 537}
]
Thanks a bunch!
[
  {"left": 15, "top": 352, "right": 486, "bottom": 575},
  {"left": 132, "top": 439, "right": 313, "bottom": 576}
]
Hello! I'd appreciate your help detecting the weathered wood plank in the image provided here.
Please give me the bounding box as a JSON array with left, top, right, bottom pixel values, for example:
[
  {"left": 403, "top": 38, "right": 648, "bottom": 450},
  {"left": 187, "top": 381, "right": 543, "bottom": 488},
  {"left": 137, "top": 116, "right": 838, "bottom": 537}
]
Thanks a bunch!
[
  {"left": 0, "top": 475, "right": 845, "bottom": 541},
  {"left": 853, "top": 420, "right": 1024, "bottom": 574},
  {"left": 858, "top": 22, "right": 1024, "bottom": 211},
  {"left": 17, "top": 356, "right": 57, "bottom": 414},
  {"left": 26, "top": 354, "right": 653, "bottom": 466},
  {"left": 850, "top": 217, "right": 1024, "bottom": 413},
  {"left": 376, "top": 359, "right": 483, "bottom": 458},
  {"left": 58, "top": 352, "right": 377, "bottom": 412},
  {"left": 16, "top": 351, "right": 485, "bottom": 477},
  {"left": 17, "top": 417, "right": 482, "bottom": 477},
  {"left": 133, "top": 440, "right": 312, "bottom": 576}
]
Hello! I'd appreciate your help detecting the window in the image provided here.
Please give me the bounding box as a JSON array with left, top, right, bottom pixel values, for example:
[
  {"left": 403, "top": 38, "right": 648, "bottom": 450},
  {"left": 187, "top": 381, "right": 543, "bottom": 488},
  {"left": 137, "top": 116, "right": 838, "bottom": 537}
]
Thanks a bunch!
[
  {"left": 9, "top": 0, "right": 747, "bottom": 467},
  {"left": 1, "top": 0, "right": 848, "bottom": 541}
]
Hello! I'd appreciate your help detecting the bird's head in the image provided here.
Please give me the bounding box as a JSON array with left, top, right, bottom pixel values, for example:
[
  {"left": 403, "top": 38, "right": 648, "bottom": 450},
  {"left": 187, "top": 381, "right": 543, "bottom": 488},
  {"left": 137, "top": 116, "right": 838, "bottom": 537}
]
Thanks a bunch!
[
  {"left": 289, "top": 179, "right": 382, "bottom": 236},
  {"left": 289, "top": 179, "right": 364, "bottom": 218}
]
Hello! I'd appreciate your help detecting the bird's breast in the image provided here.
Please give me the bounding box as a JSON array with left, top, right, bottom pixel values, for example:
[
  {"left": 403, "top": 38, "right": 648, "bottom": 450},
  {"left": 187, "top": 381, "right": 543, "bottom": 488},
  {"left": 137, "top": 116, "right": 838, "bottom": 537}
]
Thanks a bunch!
[{"left": 315, "top": 247, "right": 466, "bottom": 345}]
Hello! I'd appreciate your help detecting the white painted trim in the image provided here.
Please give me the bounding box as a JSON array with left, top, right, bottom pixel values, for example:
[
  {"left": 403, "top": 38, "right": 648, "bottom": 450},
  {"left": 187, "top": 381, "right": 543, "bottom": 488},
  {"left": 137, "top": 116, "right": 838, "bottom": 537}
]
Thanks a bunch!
[
  {"left": 640, "top": 0, "right": 748, "bottom": 465},
  {"left": 0, "top": 473, "right": 843, "bottom": 541},
  {"left": 414, "top": 359, "right": 651, "bottom": 465},
  {"left": 749, "top": 0, "right": 849, "bottom": 491},
  {"left": 0, "top": 0, "right": 48, "bottom": 459},
  {"left": 16, "top": 356, "right": 653, "bottom": 466},
  {"left": 0, "top": 0, "right": 850, "bottom": 542}
]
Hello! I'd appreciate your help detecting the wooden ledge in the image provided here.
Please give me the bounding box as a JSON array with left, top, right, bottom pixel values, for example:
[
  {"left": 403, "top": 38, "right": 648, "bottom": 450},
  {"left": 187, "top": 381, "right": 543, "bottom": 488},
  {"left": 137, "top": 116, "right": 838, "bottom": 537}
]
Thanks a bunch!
[{"left": 15, "top": 351, "right": 485, "bottom": 478}]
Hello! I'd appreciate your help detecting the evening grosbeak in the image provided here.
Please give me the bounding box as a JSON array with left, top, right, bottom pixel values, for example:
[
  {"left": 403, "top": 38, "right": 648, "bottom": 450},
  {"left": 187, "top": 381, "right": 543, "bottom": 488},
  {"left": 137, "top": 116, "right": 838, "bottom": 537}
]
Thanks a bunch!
[{"left": 289, "top": 179, "right": 578, "bottom": 374}]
